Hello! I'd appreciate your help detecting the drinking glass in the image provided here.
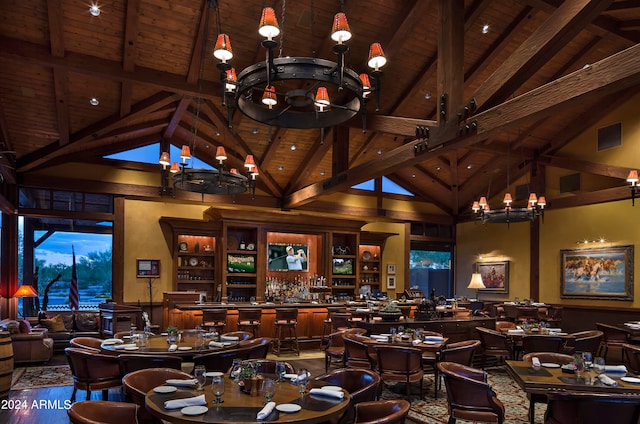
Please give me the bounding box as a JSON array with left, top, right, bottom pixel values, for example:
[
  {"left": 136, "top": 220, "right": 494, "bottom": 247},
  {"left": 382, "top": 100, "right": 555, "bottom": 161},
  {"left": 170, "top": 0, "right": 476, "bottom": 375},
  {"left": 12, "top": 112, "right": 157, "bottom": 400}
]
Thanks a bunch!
[
  {"left": 297, "top": 368, "right": 309, "bottom": 394},
  {"left": 194, "top": 365, "right": 206, "bottom": 391},
  {"left": 573, "top": 354, "right": 585, "bottom": 379},
  {"left": 582, "top": 352, "right": 593, "bottom": 371},
  {"left": 211, "top": 376, "right": 225, "bottom": 404},
  {"left": 593, "top": 357, "right": 605, "bottom": 375},
  {"left": 262, "top": 378, "right": 276, "bottom": 403},
  {"left": 397, "top": 325, "right": 405, "bottom": 334},
  {"left": 230, "top": 359, "right": 242, "bottom": 382},
  {"left": 276, "top": 361, "right": 286, "bottom": 383}
]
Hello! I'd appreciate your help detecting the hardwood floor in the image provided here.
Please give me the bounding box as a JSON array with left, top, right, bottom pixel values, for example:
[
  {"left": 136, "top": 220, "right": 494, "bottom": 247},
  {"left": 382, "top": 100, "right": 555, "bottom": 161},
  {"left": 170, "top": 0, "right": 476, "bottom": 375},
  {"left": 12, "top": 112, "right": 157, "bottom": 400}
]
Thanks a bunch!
[{"left": 2, "top": 352, "right": 329, "bottom": 423}]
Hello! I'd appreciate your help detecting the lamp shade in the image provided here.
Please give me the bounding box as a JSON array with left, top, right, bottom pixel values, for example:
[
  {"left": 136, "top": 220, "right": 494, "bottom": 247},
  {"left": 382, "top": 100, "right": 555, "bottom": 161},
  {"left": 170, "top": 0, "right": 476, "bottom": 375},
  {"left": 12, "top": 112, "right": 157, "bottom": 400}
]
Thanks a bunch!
[
  {"left": 14, "top": 285, "right": 38, "bottom": 297},
  {"left": 528, "top": 193, "right": 538, "bottom": 204},
  {"left": 472, "top": 201, "right": 480, "bottom": 212},
  {"left": 359, "top": 73, "right": 371, "bottom": 89},
  {"left": 627, "top": 170, "right": 639, "bottom": 185},
  {"left": 213, "top": 34, "right": 233, "bottom": 62},
  {"left": 244, "top": 155, "right": 256, "bottom": 170},
  {"left": 467, "top": 273, "right": 485, "bottom": 289},
  {"left": 179, "top": 145, "right": 191, "bottom": 162},
  {"left": 258, "top": 7, "right": 280, "bottom": 40},
  {"left": 262, "top": 85, "right": 277, "bottom": 107},
  {"left": 331, "top": 12, "right": 351, "bottom": 43},
  {"left": 225, "top": 68, "right": 237, "bottom": 92},
  {"left": 159, "top": 151, "right": 170, "bottom": 167},
  {"left": 537, "top": 196, "right": 546, "bottom": 208},
  {"left": 503, "top": 192, "right": 512, "bottom": 205},
  {"left": 215, "top": 146, "right": 227, "bottom": 162},
  {"left": 367, "top": 43, "right": 387, "bottom": 71},
  {"left": 315, "top": 87, "right": 330, "bottom": 111},
  {"left": 169, "top": 162, "right": 180, "bottom": 173}
]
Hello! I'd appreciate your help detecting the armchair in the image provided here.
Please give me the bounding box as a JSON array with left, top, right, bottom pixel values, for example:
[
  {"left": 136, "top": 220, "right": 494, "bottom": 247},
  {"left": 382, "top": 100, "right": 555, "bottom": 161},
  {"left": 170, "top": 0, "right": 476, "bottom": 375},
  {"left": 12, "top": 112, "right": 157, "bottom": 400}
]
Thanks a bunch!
[{"left": 7, "top": 319, "right": 53, "bottom": 364}]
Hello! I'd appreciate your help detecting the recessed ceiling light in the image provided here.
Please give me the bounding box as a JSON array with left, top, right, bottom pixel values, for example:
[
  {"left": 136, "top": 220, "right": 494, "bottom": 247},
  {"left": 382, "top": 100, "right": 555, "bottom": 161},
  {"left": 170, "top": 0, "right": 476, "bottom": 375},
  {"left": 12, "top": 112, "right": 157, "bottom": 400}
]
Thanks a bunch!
[
  {"left": 251, "top": 128, "right": 259, "bottom": 134},
  {"left": 377, "top": 149, "right": 383, "bottom": 155},
  {"left": 277, "top": 165, "right": 284, "bottom": 171},
  {"left": 89, "top": 97, "right": 99, "bottom": 106},
  {"left": 89, "top": 4, "right": 101, "bottom": 17},
  {"left": 412, "top": 174, "right": 416, "bottom": 178},
  {"left": 290, "top": 145, "right": 296, "bottom": 151},
  {"left": 482, "top": 24, "right": 490, "bottom": 34},
  {"left": 425, "top": 92, "right": 432, "bottom": 100},
  {"left": 320, "top": 170, "right": 326, "bottom": 176},
  {"left": 436, "top": 166, "right": 441, "bottom": 171},
  {"left": 467, "top": 164, "right": 473, "bottom": 169},
  {"left": 214, "top": 130, "right": 220, "bottom": 136}
]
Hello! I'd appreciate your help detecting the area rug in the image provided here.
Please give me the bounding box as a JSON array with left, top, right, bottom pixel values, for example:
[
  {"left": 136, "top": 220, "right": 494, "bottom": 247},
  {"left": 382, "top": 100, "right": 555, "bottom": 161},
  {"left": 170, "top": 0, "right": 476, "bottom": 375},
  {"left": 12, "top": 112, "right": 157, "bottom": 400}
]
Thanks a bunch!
[
  {"left": 11, "top": 365, "right": 73, "bottom": 390},
  {"left": 381, "top": 367, "right": 547, "bottom": 424}
]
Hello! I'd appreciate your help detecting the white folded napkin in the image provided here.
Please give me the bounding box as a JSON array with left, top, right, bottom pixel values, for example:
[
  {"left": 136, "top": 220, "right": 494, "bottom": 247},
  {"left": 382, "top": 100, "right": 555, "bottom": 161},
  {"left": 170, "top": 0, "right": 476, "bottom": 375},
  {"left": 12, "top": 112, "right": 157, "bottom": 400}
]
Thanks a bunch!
[
  {"left": 424, "top": 336, "right": 444, "bottom": 341},
  {"left": 257, "top": 401, "right": 276, "bottom": 420},
  {"left": 221, "top": 335, "right": 239, "bottom": 342},
  {"left": 547, "top": 328, "right": 563, "bottom": 332},
  {"left": 598, "top": 374, "right": 617, "bottom": 386},
  {"left": 309, "top": 388, "right": 345, "bottom": 399},
  {"left": 209, "top": 341, "right": 224, "bottom": 348},
  {"left": 112, "top": 343, "right": 138, "bottom": 350},
  {"left": 370, "top": 335, "right": 389, "bottom": 342},
  {"left": 604, "top": 365, "right": 628, "bottom": 373},
  {"left": 411, "top": 339, "right": 421, "bottom": 346},
  {"left": 102, "top": 338, "right": 123, "bottom": 344},
  {"left": 507, "top": 329, "right": 525, "bottom": 335},
  {"left": 531, "top": 357, "right": 541, "bottom": 368},
  {"left": 355, "top": 308, "right": 370, "bottom": 312},
  {"left": 168, "top": 344, "right": 178, "bottom": 352},
  {"left": 163, "top": 394, "right": 207, "bottom": 410},
  {"left": 166, "top": 379, "right": 198, "bottom": 387}
]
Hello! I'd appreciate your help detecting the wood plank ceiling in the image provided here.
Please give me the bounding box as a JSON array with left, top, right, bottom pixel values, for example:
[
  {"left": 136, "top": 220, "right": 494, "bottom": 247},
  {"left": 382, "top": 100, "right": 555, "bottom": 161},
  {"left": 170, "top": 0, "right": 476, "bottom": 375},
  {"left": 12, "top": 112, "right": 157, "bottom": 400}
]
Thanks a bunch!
[{"left": 1, "top": 0, "right": 639, "bottom": 220}]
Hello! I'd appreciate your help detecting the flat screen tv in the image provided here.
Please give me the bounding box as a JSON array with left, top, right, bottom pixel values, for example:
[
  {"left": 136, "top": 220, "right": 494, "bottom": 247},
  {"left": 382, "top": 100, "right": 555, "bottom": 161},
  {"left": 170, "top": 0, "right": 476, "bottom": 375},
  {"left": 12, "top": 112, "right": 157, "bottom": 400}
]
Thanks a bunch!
[
  {"left": 267, "top": 243, "right": 309, "bottom": 272},
  {"left": 332, "top": 258, "right": 354, "bottom": 275},
  {"left": 227, "top": 254, "right": 255, "bottom": 273}
]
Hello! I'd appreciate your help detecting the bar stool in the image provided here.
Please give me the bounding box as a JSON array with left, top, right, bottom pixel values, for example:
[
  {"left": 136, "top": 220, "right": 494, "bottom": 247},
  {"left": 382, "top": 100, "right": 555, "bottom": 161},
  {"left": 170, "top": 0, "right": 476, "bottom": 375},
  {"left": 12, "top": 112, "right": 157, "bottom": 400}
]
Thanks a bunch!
[
  {"left": 273, "top": 308, "right": 299, "bottom": 356},
  {"left": 237, "top": 309, "right": 262, "bottom": 338},
  {"left": 321, "top": 307, "right": 347, "bottom": 349},
  {"left": 202, "top": 309, "right": 227, "bottom": 334}
]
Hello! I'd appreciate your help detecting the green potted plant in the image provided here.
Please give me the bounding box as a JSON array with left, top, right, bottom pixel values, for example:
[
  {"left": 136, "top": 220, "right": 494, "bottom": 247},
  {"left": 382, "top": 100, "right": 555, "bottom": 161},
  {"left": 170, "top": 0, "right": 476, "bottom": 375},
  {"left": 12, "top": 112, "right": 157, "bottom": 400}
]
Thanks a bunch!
[
  {"left": 378, "top": 301, "right": 402, "bottom": 322},
  {"left": 166, "top": 325, "right": 179, "bottom": 344},
  {"left": 238, "top": 362, "right": 262, "bottom": 396}
]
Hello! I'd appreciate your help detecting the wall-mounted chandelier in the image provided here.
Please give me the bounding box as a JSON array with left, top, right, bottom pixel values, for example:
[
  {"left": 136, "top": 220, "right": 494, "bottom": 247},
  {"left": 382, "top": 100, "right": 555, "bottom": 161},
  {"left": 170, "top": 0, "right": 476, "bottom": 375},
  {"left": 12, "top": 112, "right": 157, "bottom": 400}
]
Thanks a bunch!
[
  {"left": 471, "top": 192, "right": 546, "bottom": 224},
  {"left": 213, "top": 0, "right": 387, "bottom": 130}
]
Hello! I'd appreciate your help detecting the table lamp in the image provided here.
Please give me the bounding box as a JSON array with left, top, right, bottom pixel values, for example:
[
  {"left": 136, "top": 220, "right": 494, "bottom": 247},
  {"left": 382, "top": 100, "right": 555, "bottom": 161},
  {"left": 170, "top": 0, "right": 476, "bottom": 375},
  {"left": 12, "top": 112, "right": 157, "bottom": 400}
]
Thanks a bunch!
[
  {"left": 14, "top": 284, "right": 38, "bottom": 318},
  {"left": 467, "top": 273, "right": 485, "bottom": 299}
]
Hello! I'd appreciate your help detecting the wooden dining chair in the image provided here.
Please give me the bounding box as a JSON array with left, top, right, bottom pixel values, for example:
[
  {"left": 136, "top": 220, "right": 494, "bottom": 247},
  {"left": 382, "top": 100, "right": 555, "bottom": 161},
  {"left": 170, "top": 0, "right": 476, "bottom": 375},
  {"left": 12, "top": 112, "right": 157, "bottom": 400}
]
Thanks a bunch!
[
  {"left": 623, "top": 343, "right": 640, "bottom": 374},
  {"left": 596, "top": 322, "right": 630, "bottom": 362},
  {"left": 316, "top": 368, "right": 381, "bottom": 424},
  {"left": 68, "top": 400, "right": 139, "bottom": 424},
  {"left": 521, "top": 352, "right": 574, "bottom": 423},
  {"left": 565, "top": 330, "right": 603, "bottom": 356},
  {"left": 354, "top": 399, "right": 410, "bottom": 424},
  {"left": 375, "top": 345, "right": 424, "bottom": 403},
  {"left": 544, "top": 391, "right": 640, "bottom": 424},
  {"left": 343, "top": 333, "right": 376, "bottom": 369},
  {"left": 434, "top": 340, "right": 480, "bottom": 398},
  {"left": 65, "top": 347, "right": 122, "bottom": 402},
  {"left": 117, "top": 353, "right": 183, "bottom": 375},
  {"left": 476, "top": 327, "right": 514, "bottom": 367},
  {"left": 522, "top": 334, "right": 570, "bottom": 355}
]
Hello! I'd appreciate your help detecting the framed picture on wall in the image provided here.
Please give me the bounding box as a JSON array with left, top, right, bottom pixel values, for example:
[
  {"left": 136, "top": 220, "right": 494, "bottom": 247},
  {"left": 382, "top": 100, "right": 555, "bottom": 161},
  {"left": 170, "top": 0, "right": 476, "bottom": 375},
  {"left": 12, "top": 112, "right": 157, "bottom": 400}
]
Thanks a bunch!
[
  {"left": 560, "top": 245, "right": 633, "bottom": 300},
  {"left": 387, "top": 263, "right": 396, "bottom": 274},
  {"left": 267, "top": 243, "right": 309, "bottom": 272},
  {"left": 475, "top": 261, "right": 509, "bottom": 293},
  {"left": 137, "top": 259, "right": 160, "bottom": 278},
  {"left": 386, "top": 275, "right": 396, "bottom": 289}
]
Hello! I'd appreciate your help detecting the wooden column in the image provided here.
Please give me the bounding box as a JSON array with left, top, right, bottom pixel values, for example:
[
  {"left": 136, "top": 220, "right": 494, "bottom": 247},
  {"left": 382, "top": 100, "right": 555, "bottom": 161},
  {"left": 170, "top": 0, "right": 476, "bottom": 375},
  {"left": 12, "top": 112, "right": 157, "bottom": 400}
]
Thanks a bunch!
[{"left": 529, "top": 159, "right": 545, "bottom": 301}]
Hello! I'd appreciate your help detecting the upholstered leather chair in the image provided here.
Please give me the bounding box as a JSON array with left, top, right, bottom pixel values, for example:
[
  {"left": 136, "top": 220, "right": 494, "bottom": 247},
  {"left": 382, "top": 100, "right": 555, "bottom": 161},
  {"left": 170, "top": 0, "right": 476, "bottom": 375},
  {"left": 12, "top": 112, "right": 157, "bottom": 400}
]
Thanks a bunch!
[
  {"left": 316, "top": 368, "right": 381, "bottom": 424},
  {"left": 238, "top": 336, "right": 273, "bottom": 358},
  {"left": 330, "top": 312, "right": 352, "bottom": 332},
  {"left": 122, "top": 367, "right": 194, "bottom": 424},
  {"left": 65, "top": 347, "right": 122, "bottom": 402},
  {"left": 192, "top": 346, "right": 252, "bottom": 373},
  {"left": 237, "top": 308, "right": 262, "bottom": 338},
  {"left": 117, "top": 353, "right": 183, "bottom": 375},
  {"left": 240, "top": 359, "right": 295, "bottom": 375},
  {"left": 564, "top": 330, "right": 603, "bottom": 356},
  {"left": 544, "top": 391, "right": 640, "bottom": 424},
  {"left": 375, "top": 345, "right": 424, "bottom": 403},
  {"left": 623, "top": 343, "right": 640, "bottom": 374},
  {"left": 69, "top": 336, "right": 104, "bottom": 352},
  {"left": 438, "top": 361, "right": 505, "bottom": 424},
  {"left": 202, "top": 309, "right": 227, "bottom": 334},
  {"left": 539, "top": 306, "right": 563, "bottom": 328},
  {"left": 596, "top": 322, "right": 630, "bottom": 362},
  {"left": 522, "top": 335, "right": 569, "bottom": 355},
  {"left": 476, "top": 327, "right": 514, "bottom": 367},
  {"left": 521, "top": 352, "right": 575, "bottom": 423},
  {"left": 324, "top": 329, "right": 348, "bottom": 372},
  {"left": 494, "top": 321, "right": 516, "bottom": 331},
  {"left": 67, "top": 400, "right": 139, "bottom": 424},
  {"left": 343, "top": 333, "right": 376, "bottom": 369},
  {"left": 354, "top": 399, "right": 410, "bottom": 424},
  {"left": 221, "top": 330, "right": 253, "bottom": 341},
  {"left": 434, "top": 340, "right": 480, "bottom": 398}
]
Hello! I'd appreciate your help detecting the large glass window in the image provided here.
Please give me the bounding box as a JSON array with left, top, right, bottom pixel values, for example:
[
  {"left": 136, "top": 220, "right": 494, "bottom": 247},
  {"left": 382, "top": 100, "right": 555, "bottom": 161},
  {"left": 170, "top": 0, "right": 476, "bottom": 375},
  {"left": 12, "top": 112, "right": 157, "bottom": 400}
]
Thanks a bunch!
[{"left": 409, "top": 241, "right": 452, "bottom": 299}]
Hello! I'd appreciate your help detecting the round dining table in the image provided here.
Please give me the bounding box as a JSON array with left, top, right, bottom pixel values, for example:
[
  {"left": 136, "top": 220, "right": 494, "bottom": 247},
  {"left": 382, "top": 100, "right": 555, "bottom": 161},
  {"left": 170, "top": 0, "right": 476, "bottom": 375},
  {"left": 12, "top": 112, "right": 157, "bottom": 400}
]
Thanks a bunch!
[
  {"left": 145, "top": 375, "right": 350, "bottom": 424},
  {"left": 100, "top": 334, "right": 238, "bottom": 358}
]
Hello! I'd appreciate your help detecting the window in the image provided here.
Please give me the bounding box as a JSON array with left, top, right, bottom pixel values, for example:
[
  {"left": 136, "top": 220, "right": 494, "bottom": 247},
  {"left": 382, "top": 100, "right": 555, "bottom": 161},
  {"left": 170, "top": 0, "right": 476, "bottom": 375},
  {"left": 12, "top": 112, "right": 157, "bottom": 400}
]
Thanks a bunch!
[
  {"left": 409, "top": 241, "right": 452, "bottom": 298},
  {"left": 352, "top": 176, "right": 415, "bottom": 196},
  {"left": 105, "top": 143, "right": 215, "bottom": 170}
]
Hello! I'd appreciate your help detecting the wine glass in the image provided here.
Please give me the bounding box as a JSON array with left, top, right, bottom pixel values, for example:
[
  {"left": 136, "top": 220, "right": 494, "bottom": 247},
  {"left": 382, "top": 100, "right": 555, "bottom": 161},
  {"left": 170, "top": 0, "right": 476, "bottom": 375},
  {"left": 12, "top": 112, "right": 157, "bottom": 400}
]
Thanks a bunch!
[
  {"left": 593, "top": 357, "right": 605, "bottom": 376},
  {"left": 230, "top": 359, "right": 242, "bottom": 382},
  {"left": 573, "top": 354, "right": 585, "bottom": 379},
  {"left": 211, "top": 375, "right": 225, "bottom": 404},
  {"left": 194, "top": 365, "right": 206, "bottom": 391},
  {"left": 276, "top": 361, "right": 286, "bottom": 383},
  {"left": 297, "top": 368, "right": 309, "bottom": 395},
  {"left": 262, "top": 378, "right": 276, "bottom": 403},
  {"left": 582, "top": 352, "right": 593, "bottom": 371}
]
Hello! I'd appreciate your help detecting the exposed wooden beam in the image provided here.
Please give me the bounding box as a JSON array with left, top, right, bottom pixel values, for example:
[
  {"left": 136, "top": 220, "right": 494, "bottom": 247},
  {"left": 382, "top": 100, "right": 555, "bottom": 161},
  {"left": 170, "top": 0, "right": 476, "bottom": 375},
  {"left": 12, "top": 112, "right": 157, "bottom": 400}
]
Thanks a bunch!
[
  {"left": 120, "top": 0, "right": 141, "bottom": 117},
  {"left": 540, "top": 155, "right": 631, "bottom": 179}
]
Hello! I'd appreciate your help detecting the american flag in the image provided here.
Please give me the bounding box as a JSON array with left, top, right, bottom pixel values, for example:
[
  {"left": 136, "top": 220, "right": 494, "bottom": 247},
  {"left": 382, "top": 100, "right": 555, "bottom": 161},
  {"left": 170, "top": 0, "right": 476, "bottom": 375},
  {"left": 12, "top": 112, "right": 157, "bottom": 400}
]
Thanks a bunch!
[{"left": 69, "top": 246, "right": 79, "bottom": 310}]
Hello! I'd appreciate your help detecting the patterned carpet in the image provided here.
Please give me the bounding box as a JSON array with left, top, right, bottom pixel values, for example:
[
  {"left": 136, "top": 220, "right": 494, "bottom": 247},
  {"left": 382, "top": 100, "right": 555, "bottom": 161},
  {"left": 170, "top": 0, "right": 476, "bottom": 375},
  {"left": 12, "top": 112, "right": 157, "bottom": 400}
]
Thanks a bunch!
[
  {"left": 11, "top": 365, "right": 74, "bottom": 390},
  {"left": 381, "top": 367, "right": 547, "bottom": 424}
]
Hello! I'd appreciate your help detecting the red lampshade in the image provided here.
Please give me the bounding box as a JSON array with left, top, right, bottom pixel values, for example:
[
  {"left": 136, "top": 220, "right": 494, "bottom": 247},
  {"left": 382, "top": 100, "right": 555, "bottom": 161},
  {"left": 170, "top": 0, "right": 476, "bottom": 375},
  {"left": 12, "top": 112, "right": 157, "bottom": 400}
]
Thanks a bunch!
[
  {"left": 259, "top": 7, "right": 280, "bottom": 40},
  {"left": 159, "top": 151, "right": 170, "bottom": 167},
  {"left": 229, "top": 168, "right": 238, "bottom": 174},
  {"left": 244, "top": 155, "right": 256, "bottom": 170},
  {"left": 180, "top": 145, "right": 191, "bottom": 162},
  {"left": 368, "top": 43, "right": 387, "bottom": 71},
  {"left": 503, "top": 192, "right": 512, "bottom": 205},
  {"left": 528, "top": 193, "right": 538, "bottom": 205},
  {"left": 14, "top": 285, "right": 38, "bottom": 297},
  {"left": 215, "top": 146, "right": 227, "bottom": 162},
  {"left": 627, "top": 170, "right": 639, "bottom": 186},
  {"left": 359, "top": 73, "right": 371, "bottom": 90},
  {"left": 538, "top": 196, "right": 546, "bottom": 209},
  {"left": 472, "top": 201, "right": 480, "bottom": 212},
  {"left": 262, "top": 85, "right": 277, "bottom": 108},
  {"left": 225, "top": 68, "right": 237, "bottom": 92},
  {"left": 169, "top": 162, "right": 180, "bottom": 173},
  {"left": 315, "top": 87, "right": 330, "bottom": 112},
  {"left": 479, "top": 196, "right": 487, "bottom": 208},
  {"left": 331, "top": 12, "right": 351, "bottom": 43},
  {"left": 213, "top": 34, "right": 233, "bottom": 62}
]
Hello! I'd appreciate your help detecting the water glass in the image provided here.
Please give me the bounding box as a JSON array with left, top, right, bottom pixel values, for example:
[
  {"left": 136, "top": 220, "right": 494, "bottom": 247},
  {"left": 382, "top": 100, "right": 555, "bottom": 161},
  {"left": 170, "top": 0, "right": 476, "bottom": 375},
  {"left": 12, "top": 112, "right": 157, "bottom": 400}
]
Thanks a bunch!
[
  {"left": 194, "top": 365, "right": 206, "bottom": 391},
  {"left": 397, "top": 325, "right": 405, "bottom": 334},
  {"left": 211, "top": 376, "right": 225, "bottom": 404},
  {"left": 582, "top": 352, "right": 593, "bottom": 370},
  {"left": 573, "top": 354, "right": 585, "bottom": 378},
  {"left": 230, "top": 359, "right": 242, "bottom": 382},
  {"left": 593, "top": 357, "right": 605, "bottom": 375},
  {"left": 262, "top": 378, "right": 276, "bottom": 403},
  {"left": 276, "top": 361, "right": 286, "bottom": 383},
  {"left": 297, "top": 368, "right": 309, "bottom": 394}
]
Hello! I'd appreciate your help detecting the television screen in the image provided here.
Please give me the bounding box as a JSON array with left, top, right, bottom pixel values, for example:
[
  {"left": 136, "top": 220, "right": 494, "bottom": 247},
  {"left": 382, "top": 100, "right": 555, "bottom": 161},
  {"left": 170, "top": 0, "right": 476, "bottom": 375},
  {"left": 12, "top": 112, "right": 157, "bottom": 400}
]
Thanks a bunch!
[
  {"left": 332, "top": 258, "right": 353, "bottom": 275},
  {"left": 227, "top": 254, "right": 255, "bottom": 273},
  {"left": 267, "top": 243, "right": 309, "bottom": 272}
]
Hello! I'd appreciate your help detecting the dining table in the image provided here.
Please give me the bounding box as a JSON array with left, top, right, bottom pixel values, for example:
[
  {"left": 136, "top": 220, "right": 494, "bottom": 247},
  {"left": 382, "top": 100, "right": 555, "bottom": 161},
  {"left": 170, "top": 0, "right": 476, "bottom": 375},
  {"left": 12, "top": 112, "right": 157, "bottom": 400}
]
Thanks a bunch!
[
  {"left": 506, "top": 359, "right": 640, "bottom": 424},
  {"left": 100, "top": 334, "right": 239, "bottom": 359},
  {"left": 144, "top": 375, "right": 350, "bottom": 424}
]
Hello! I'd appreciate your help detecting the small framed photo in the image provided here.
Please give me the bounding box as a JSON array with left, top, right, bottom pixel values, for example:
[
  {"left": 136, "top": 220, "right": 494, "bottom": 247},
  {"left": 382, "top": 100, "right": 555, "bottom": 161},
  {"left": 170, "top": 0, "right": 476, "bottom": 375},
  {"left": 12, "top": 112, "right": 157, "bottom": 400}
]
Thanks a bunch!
[
  {"left": 387, "top": 263, "right": 396, "bottom": 274},
  {"left": 386, "top": 275, "right": 396, "bottom": 289},
  {"left": 137, "top": 259, "right": 160, "bottom": 278}
]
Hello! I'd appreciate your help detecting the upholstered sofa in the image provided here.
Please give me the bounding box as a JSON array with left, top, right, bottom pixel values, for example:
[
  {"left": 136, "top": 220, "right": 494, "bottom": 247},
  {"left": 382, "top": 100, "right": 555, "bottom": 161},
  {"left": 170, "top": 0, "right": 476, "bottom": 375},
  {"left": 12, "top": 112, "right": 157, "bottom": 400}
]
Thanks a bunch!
[
  {"left": 0, "top": 319, "right": 54, "bottom": 363},
  {"left": 35, "top": 310, "right": 101, "bottom": 352}
]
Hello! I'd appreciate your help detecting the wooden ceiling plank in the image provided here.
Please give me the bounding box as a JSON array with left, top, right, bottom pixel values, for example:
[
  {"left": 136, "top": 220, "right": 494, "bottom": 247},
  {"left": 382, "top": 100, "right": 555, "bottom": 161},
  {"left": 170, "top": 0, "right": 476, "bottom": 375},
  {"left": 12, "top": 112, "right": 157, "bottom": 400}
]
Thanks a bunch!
[
  {"left": 388, "top": 173, "right": 452, "bottom": 213},
  {"left": 473, "top": 0, "right": 615, "bottom": 111},
  {"left": 286, "top": 130, "right": 332, "bottom": 193},
  {"left": 438, "top": 0, "right": 465, "bottom": 124},
  {"left": 47, "top": 0, "right": 70, "bottom": 146},
  {"left": 163, "top": 97, "right": 191, "bottom": 140},
  {"left": 120, "top": 0, "right": 142, "bottom": 116},
  {"left": 541, "top": 155, "right": 632, "bottom": 179}
]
